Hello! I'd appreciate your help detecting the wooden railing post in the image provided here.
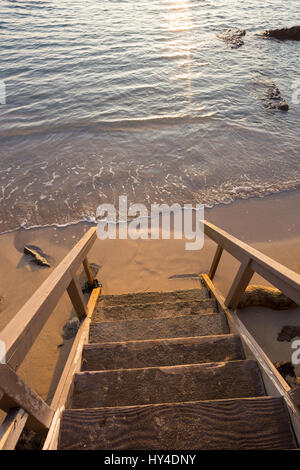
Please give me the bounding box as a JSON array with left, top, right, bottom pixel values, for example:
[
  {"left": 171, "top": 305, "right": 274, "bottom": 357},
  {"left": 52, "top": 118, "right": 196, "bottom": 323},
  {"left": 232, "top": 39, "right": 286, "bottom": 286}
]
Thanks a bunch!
[
  {"left": 0, "top": 364, "right": 54, "bottom": 433},
  {"left": 0, "top": 408, "right": 28, "bottom": 450},
  {"left": 209, "top": 245, "right": 223, "bottom": 280},
  {"left": 67, "top": 273, "right": 87, "bottom": 321},
  {"left": 225, "top": 258, "right": 254, "bottom": 309},
  {"left": 83, "top": 257, "right": 94, "bottom": 287}
]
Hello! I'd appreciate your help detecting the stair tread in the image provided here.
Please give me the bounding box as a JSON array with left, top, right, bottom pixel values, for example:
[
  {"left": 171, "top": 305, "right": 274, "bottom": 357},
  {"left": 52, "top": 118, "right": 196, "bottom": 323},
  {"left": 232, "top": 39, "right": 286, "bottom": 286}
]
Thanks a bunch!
[
  {"left": 82, "top": 334, "right": 245, "bottom": 370},
  {"left": 93, "top": 298, "right": 217, "bottom": 322},
  {"left": 97, "top": 288, "right": 209, "bottom": 307},
  {"left": 89, "top": 312, "right": 228, "bottom": 343},
  {"left": 59, "top": 396, "right": 296, "bottom": 450},
  {"left": 72, "top": 359, "right": 265, "bottom": 409}
]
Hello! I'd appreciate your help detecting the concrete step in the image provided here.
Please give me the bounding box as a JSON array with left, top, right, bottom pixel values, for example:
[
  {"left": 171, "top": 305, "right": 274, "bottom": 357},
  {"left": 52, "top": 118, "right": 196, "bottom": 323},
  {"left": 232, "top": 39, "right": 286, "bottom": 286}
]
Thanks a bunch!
[
  {"left": 89, "top": 312, "right": 228, "bottom": 343},
  {"left": 93, "top": 298, "right": 217, "bottom": 322},
  {"left": 97, "top": 288, "right": 209, "bottom": 308},
  {"left": 72, "top": 360, "right": 265, "bottom": 409},
  {"left": 59, "top": 397, "right": 296, "bottom": 449},
  {"left": 82, "top": 334, "right": 245, "bottom": 371}
]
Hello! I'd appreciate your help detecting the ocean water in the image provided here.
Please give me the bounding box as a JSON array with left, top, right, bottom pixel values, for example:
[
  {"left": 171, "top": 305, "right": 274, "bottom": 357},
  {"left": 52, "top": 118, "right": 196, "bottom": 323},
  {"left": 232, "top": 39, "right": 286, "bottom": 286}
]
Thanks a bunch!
[{"left": 0, "top": 0, "right": 300, "bottom": 233}]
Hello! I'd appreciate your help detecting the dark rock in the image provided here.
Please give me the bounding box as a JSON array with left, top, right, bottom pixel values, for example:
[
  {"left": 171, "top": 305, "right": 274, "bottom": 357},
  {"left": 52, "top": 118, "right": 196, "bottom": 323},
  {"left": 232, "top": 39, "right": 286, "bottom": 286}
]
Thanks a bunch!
[
  {"left": 264, "top": 85, "right": 289, "bottom": 112},
  {"left": 278, "top": 325, "right": 300, "bottom": 342},
  {"left": 275, "top": 361, "right": 296, "bottom": 386},
  {"left": 267, "top": 86, "right": 281, "bottom": 100},
  {"left": 238, "top": 284, "right": 296, "bottom": 310},
  {"left": 278, "top": 100, "right": 289, "bottom": 111},
  {"left": 23, "top": 245, "right": 51, "bottom": 267},
  {"left": 217, "top": 28, "right": 246, "bottom": 49},
  {"left": 62, "top": 317, "right": 80, "bottom": 340},
  {"left": 262, "top": 25, "right": 300, "bottom": 41}
]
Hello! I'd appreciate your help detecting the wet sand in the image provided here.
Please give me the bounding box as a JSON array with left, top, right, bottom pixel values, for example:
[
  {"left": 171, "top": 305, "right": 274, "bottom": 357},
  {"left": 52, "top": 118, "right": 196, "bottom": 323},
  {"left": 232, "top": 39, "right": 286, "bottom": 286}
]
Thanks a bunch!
[{"left": 0, "top": 189, "right": 300, "bottom": 402}]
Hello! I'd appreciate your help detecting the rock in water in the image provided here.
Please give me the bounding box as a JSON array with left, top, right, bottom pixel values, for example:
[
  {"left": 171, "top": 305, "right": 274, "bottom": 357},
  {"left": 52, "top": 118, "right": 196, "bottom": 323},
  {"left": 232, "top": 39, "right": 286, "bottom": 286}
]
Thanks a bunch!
[
  {"left": 265, "top": 84, "right": 289, "bottom": 111},
  {"left": 217, "top": 28, "right": 246, "bottom": 49},
  {"left": 24, "top": 245, "right": 51, "bottom": 267},
  {"left": 262, "top": 25, "right": 300, "bottom": 41},
  {"left": 267, "top": 85, "right": 281, "bottom": 101},
  {"left": 278, "top": 100, "right": 289, "bottom": 111}
]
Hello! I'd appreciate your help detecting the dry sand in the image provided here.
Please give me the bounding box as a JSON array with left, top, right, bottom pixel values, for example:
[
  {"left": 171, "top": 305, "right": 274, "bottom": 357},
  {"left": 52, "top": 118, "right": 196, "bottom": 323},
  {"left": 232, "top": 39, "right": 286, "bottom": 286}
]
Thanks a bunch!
[{"left": 0, "top": 189, "right": 300, "bottom": 402}]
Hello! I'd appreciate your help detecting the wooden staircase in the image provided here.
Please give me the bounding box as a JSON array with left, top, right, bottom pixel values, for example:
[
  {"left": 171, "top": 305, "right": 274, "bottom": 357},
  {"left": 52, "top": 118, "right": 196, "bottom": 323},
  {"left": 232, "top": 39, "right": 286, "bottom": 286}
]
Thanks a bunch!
[
  {"left": 1, "top": 223, "right": 300, "bottom": 450},
  {"left": 58, "top": 288, "right": 296, "bottom": 450}
]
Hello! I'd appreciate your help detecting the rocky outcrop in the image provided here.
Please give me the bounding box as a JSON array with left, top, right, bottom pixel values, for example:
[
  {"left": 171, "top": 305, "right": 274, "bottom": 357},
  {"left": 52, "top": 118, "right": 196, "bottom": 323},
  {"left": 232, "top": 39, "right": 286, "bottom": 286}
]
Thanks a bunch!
[
  {"left": 263, "top": 84, "right": 289, "bottom": 111},
  {"left": 277, "top": 100, "right": 289, "bottom": 111},
  {"left": 262, "top": 25, "right": 300, "bottom": 41},
  {"left": 238, "top": 285, "right": 295, "bottom": 309},
  {"left": 23, "top": 245, "right": 51, "bottom": 267},
  {"left": 217, "top": 28, "right": 246, "bottom": 49}
]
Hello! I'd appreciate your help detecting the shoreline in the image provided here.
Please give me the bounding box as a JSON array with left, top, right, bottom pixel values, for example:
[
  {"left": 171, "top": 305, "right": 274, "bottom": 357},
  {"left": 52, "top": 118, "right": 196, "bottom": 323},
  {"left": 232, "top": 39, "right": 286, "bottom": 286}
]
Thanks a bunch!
[
  {"left": 1, "top": 186, "right": 300, "bottom": 238},
  {"left": 0, "top": 189, "right": 300, "bottom": 401},
  {"left": 1, "top": 188, "right": 300, "bottom": 323}
]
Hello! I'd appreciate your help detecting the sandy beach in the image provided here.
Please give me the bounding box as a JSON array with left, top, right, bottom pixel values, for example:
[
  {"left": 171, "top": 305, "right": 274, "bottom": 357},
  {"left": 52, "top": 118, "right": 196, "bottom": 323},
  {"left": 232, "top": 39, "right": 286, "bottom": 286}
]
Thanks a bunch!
[{"left": 0, "top": 189, "right": 300, "bottom": 403}]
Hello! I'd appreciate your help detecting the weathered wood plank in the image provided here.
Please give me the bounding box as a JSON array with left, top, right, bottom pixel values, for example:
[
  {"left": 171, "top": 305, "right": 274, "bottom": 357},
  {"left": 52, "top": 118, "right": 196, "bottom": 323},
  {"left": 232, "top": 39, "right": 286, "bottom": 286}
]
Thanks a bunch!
[
  {"left": 59, "top": 397, "right": 296, "bottom": 450},
  {"left": 83, "top": 257, "right": 94, "bottom": 286},
  {"left": 201, "top": 273, "right": 300, "bottom": 446},
  {"left": 43, "top": 287, "right": 101, "bottom": 450},
  {"left": 97, "top": 288, "right": 209, "bottom": 307},
  {"left": 225, "top": 259, "right": 254, "bottom": 309},
  {"left": 209, "top": 245, "right": 223, "bottom": 280},
  {"left": 0, "top": 408, "right": 28, "bottom": 450},
  {"left": 93, "top": 298, "right": 217, "bottom": 322},
  {"left": 0, "top": 364, "right": 54, "bottom": 432},
  {"left": 82, "top": 334, "right": 245, "bottom": 371},
  {"left": 72, "top": 360, "right": 265, "bottom": 409},
  {"left": 67, "top": 273, "right": 87, "bottom": 321},
  {"left": 0, "top": 227, "right": 97, "bottom": 371},
  {"left": 89, "top": 312, "right": 228, "bottom": 343}
]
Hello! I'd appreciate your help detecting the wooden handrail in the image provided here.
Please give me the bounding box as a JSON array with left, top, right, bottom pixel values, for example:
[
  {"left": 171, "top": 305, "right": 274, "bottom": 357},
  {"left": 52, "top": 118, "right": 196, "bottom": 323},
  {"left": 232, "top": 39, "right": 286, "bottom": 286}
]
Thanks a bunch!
[
  {"left": 0, "top": 227, "right": 97, "bottom": 372},
  {"left": 0, "top": 364, "right": 54, "bottom": 432},
  {"left": 0, "top": 408, "right": 28, "bottom": 450},
  {"left": 1, "top": 219, "right": 300, "bottom": 449},
  {"left": 201, "top": 273, "right": 300, "bottom": 445},
  {"left": 204, "top": 220, "right": 300, "bottom": 308},
  {"left": 0, "top": 227, "right": 99, "bottom": 448}
]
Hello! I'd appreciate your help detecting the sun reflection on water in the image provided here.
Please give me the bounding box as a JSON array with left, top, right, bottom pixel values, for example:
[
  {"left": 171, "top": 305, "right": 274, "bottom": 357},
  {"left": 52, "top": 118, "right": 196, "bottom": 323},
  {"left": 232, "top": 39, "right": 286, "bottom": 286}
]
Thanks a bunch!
[{"left": 163, "top": 0, "right": 193, "bottom": 103}]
